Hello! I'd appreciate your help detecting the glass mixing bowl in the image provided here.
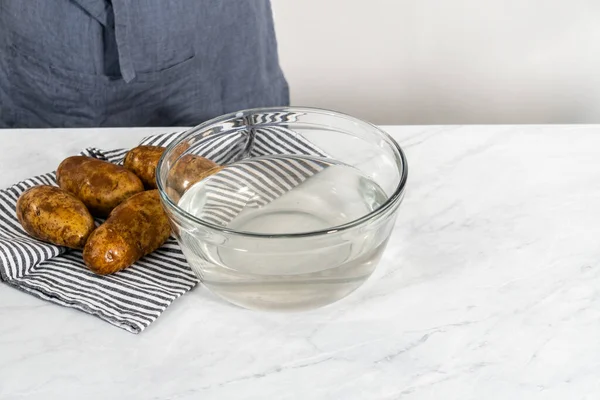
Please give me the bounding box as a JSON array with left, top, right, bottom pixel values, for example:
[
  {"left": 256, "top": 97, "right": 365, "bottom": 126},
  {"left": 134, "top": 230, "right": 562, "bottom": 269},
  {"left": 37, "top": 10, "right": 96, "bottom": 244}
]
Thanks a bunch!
[{"left": 156, "top": 107, "right": 408, "bottom": 311}]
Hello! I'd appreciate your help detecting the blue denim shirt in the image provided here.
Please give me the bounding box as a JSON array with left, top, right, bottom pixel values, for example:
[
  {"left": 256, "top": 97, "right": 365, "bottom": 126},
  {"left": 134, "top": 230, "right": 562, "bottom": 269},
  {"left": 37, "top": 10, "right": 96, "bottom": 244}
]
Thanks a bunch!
[{"left": 0, "top": 0, "right": 289, "bottom": 127}]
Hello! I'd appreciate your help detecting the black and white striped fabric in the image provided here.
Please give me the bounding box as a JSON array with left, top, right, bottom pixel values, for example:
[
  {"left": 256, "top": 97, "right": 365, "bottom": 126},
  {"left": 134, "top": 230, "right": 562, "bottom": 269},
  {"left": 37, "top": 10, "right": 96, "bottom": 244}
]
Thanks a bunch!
[
  {"left": 187, "top": 126, "right": 330, "bottom": 226},
  {"left": 198, "top": 156, "right": 332, "bottom": 226},
  {"left": 0, "top": 125, "right": 328, "bottom": 333}
]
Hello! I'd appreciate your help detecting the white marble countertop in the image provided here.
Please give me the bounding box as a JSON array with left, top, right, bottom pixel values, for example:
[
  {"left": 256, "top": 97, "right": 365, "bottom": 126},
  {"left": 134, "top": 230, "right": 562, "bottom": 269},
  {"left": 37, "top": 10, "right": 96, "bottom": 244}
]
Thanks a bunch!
[{"left": 1, "top": 125, "right": 600, "bottom": 399}]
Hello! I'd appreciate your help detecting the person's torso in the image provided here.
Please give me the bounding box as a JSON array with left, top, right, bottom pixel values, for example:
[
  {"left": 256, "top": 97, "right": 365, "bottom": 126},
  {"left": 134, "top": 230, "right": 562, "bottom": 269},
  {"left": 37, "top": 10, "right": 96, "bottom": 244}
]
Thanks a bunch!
[
  {"left": 0, "top": 0, "right": 288, "bottom": 127},
  {"left": 0, "top": 0, "right": 281, "bottom": 81}
]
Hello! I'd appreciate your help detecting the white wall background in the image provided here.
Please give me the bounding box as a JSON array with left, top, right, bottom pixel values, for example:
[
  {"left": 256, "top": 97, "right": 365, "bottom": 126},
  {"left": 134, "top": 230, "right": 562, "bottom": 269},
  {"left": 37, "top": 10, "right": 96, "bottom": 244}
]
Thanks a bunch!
[{"left": 272, "top": 0, "right": 600, "bottom": 124}]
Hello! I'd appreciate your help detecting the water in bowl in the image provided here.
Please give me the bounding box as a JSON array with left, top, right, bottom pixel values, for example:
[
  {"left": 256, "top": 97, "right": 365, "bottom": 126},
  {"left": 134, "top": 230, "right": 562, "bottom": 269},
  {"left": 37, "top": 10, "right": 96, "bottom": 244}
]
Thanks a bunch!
[{"left": 177, "top": 155, "right": 391, "bottom": 310}]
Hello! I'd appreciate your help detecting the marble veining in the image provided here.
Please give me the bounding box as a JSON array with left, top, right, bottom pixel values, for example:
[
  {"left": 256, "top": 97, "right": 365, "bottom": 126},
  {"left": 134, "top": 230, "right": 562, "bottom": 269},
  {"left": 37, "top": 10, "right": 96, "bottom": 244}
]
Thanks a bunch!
[{"left": 1, "top": 125, "right": 600, "bottom": 399}]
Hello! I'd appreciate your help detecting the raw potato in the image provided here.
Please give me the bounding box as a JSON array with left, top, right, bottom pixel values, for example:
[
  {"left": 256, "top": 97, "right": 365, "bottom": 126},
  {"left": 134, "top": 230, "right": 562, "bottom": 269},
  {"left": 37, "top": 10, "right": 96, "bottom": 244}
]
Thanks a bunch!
[
  {"left": 83, "top": 190, "right": 171, "bottom": 275},
  {"left": 16, "top": 185, "right": 95, "bottom": 249},
  {"left": 123, "top": 145, "right": 165, "bottom": 189},
  {"left": 167, "top": 154, "right": 222, "bottom": 199},
  {"left": 57, "top": 156, "right": 144, "bottom": 217}
]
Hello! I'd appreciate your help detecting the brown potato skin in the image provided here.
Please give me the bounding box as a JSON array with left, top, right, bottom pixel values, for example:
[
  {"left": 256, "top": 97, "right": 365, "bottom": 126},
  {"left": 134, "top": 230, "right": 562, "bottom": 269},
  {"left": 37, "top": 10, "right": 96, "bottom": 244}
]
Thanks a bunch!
[
  {"left": 57, "top": 156, "right": 144, "bottom": 217},
  {"left": 123, "top": 145, "right": 165, "bottom": 189},
  {"left": 16, "top": 185, "right": 95, "bottom": 249},
  {"left": 83, "top": 190, "right": 171, "bottom": 275},
  {"left": 167, "top": 154, "right": 220, "bottom": 197}
]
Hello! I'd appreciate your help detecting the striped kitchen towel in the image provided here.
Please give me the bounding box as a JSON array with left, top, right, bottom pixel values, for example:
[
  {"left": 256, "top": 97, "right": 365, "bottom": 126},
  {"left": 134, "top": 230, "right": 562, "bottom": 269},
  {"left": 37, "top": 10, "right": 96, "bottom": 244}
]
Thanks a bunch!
[{"left": 0, "top": 124, "right": 329, "bottom": 333}]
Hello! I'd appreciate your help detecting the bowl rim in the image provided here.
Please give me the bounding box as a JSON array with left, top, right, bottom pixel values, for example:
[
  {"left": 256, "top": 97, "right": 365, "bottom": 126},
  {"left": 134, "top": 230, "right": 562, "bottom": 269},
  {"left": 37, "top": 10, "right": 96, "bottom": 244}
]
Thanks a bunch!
[{"left": 156, "top": 106, "right": 408, "bottom": 238}]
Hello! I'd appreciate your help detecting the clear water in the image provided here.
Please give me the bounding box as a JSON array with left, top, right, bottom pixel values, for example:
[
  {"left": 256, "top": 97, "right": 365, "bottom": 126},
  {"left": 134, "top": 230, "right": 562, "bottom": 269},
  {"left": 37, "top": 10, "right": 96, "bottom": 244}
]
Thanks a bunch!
[{"left": 177, "top": 155, "right": 392, "bottom": 310}]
